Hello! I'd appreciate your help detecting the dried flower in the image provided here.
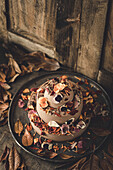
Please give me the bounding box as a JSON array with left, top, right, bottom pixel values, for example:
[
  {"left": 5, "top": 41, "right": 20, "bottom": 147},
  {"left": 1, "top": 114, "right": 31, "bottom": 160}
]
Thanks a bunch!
[
  {"left": 61, "top": 124, "right": 69, "bottom": 134},
  {"left": 54, "top": 83, "right": 66, "bottom": 93},
  {"left": 38, "top": 97, "right": 48, "bottom": 108},
  {"left": 18, "top": 99, "right": 25, "bottom": 108}
]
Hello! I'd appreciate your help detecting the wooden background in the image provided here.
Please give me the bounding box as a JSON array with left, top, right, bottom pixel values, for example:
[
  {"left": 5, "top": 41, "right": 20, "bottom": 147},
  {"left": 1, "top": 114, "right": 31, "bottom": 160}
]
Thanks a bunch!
[{"left": 0, "top": 0, "right": 113, "bottom": 99}]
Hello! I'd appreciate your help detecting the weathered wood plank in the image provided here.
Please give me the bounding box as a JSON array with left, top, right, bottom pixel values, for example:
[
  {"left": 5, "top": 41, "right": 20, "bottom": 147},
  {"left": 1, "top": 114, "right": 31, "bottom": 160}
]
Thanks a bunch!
[
  {"left": 0, "top": 0, "right": 7, "bottom": 40},
  {"left": 102, "top": 0, "right": 113, "bottom": 73},
  {"left": 55, "top": 0, "right": 81, "bottom": 68},
  {"left": 97, "top": 69, "right": 113, "bottom": 102},
  {"left": 8, "top": 32, "right": 55, "bottom": 58},
  {"left": 8, "top": 0, "right": 57, "bottom": 45},
  {"left": 77, "top": 0, "right": 109, "bottom": 80}
]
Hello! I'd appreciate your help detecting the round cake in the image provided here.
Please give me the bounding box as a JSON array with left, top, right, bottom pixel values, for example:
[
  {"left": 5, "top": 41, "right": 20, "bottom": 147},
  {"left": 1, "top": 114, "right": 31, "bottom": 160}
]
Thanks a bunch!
[{"left": 28, "top": 75, "right": 90, "bottom": 142}]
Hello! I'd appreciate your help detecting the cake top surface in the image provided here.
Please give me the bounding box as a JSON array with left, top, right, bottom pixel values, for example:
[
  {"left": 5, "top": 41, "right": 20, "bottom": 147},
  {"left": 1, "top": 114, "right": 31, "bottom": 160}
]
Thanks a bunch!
[{"left": 36, "top": 75, "right": 83, "bottom": 118}]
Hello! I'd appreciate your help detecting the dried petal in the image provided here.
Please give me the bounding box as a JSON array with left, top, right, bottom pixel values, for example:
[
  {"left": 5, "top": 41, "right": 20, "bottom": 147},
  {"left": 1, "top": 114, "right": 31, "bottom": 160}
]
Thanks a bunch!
[
  {"left": 18, "top": 99, "right": 25, "bottom": 108},
  {"left": 0, "top": 71, "right": 6, "bottom": 82},
  {"left": 61, "top": 124, "right": 69, "bottom": 134},
  {"left": 23, "top": 88, "right": 30, "bottom": 94},
  {"left": 54, "top": 83, "right": 66, "bottom": 93},
  {"left": 38, "top": 97, "right": 48, "bottom": 108},
  {"left": 0, "top": 102, "right": 9, "bottom": 114},
  {"left": 22, "top": 129, "right": 33, "bottom": 146},
  {"left": 48, "top": 121, "right": 60, "bottom": 127},
  {"left": 14, "top": 119, "right": 23, "bottom": 136},
  {"left": 0, "top": 82, "right": 11, "bottom": 90}
]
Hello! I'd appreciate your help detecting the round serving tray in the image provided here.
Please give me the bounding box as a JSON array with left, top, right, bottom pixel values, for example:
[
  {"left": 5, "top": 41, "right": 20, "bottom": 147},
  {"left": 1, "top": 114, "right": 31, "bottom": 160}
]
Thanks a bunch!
[{"left": 8, "top": 71, "right": 113, "bottom": 163}]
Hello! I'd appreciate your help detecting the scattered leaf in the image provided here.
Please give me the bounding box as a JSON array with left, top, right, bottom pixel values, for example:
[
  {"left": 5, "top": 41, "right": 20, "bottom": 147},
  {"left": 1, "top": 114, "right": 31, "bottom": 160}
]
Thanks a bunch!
[
  {"left": 91, "top": 128, "right": 111, "bottom": 136},
  {"left": 44, "top": 151, "right": 58, "bottom": 159},
  {"left": 0, "top": 82, "right": 11, "bottom": 90},
  {"left": 80, "top": 154, "right": 100, "bottom": 170},
  {"left": 9, "top": 73, "right": 20, "bottom": 83},
  {"left": 14, "top": 119, "right": 23, "bottom": 136},
  {"left": 0, "top": 102, "right": 9, "bottom": 114},
  {"left": 59, "top": 153, "right": 74, "bottom": 159},
  {"left": 0, "top": 71, "right": 6, "bottom": 82},
  {"left": 22, "top": 129, "right": 33, "bottom": 146},
  {"left": 8, "top": 56, "right": 21, "bottom": 74},
  {"left": 108, "top": 140, "right": 113, "bottom": 156},
  {"left": 0, "top": 146, "right": 10, "bottom": 162},
  {"left": 68, "top": 157, "right": 86, "bottom": 170},
  {"left": 26, "top": 123, "right": 32, "bottom": 131},
  {"left": 8, "top": 145, "right": 21, "bottom": 170}
]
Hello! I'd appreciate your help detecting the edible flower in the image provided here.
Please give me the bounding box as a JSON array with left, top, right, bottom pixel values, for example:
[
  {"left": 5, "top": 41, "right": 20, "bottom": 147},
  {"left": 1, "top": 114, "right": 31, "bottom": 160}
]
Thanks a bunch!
[
  {"left": 38, "top": 97, "right": 48, "bottom": 108},
  {"left": 61, "top": 124, "right": 69, "bottom": 135},
  {"left": 54, "top": 83, "right": 66, "bottom": 93}
]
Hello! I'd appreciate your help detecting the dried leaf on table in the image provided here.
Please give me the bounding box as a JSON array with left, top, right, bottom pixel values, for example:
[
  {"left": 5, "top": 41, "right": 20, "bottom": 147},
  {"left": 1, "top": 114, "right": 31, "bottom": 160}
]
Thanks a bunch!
[
  {"left": 22, "top": 128, "right": 33, "bottom": 146},
  {"left": 0, "top": 102, "right": 9, "bottom": 114},
  {"left": 0, "top": 82, "right": 11, "bottom": 90},
  {"left": 90, "top": 127, "right": 111, "bottom": 136},
  {"left": 108, "top": 140, "right": 113, "bottom": 156},
  {"left": 21, "top": 51, "right": 60, "bottom": 72},
  {"left": 0, "top": 86, "right": 9, "bottom": 103},
  {"left": 8, "top": 145, "right": 21, "bottom": 170},
  {"left": 14, "top": 119, "right": 23, "bottom": 136},
  {"left": 7, "top": 55, "right": 21, "bottom": 74},
  {"left": 59, "top": 153, "right": 74, "bottom": 159},
  {"left": 0, "top": 146, "right": 10, "bottom": 162},
  {"left": 0, "top": 117, "right": 8, "bottom": 126},
  {"left": 44, "top": 151, "right": 58, "bottom": 159},
  {"left": 80, "top": 154, "right": 100, "bottom": 170},
  {"left": 0, "top": 71, "right": 6, "bottom": 82},
  {"left": 9, "top": 73, "right": 20, "bottom": 83},
  {"left": 68, "top": 157, "right": 86, "bottom": 170}
]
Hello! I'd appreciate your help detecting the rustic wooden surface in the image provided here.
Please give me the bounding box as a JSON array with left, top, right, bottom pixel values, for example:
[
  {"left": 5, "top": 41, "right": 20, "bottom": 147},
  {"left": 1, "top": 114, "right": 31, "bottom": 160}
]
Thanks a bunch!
[
  {"left": 77, "top": 0, "right": 109, "bottom": 80},
  {"left": 0, "top": 0, "right": 7, "bottom": 41},
  {"left": 101, "top": 0, "right": 113, "bottom": 73}
]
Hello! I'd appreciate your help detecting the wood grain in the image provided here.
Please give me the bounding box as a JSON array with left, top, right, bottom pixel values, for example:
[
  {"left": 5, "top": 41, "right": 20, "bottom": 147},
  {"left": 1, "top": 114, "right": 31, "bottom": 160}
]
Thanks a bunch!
[
  {"left": 0, "top": 0, "right": 7, "bottom": 41},
  {"left": 77, "top": 0, "right": 109, "bottom": 80},
  {"left": 102, "top": 0, "right": 113, "bottom": 73}
]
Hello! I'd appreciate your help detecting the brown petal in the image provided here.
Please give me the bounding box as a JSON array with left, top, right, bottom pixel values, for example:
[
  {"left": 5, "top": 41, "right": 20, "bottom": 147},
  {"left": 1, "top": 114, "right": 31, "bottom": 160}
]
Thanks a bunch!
[
  {"left": 9, "top": 73, "right": 20, "bottom": 83},
  {"left": 7, "top": 65, "right": 16, "bottom": 80},
  {"left": 0, "top": 146, "right": 10, "bottom": 162},
  {"left": 14, "top": 119, "right": 23, "bottom": 136},
  {"left": 22, "top": 129, "right": 33, "bottom": 146},
  {"left": 8, "top": 145, "right": 21, "bottom": 170},
  {"left": 59, "top": 153, "right": 74, "bottom": 159}
]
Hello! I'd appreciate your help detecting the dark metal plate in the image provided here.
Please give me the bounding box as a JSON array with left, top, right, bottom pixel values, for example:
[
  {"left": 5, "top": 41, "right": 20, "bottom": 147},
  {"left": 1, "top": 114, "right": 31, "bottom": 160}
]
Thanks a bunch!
[{"left": 8, "top": 71, "right": 113, "bottom": 162}]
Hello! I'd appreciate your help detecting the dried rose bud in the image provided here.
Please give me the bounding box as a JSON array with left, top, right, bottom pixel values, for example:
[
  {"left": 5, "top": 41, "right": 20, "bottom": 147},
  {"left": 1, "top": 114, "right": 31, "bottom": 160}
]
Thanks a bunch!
[{"left": 18, "top": 99, "right": 25, "bottom": 108}]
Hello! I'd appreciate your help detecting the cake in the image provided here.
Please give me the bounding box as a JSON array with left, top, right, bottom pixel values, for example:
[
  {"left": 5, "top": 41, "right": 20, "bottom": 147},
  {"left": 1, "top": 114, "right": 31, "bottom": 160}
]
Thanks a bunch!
[{"left": 28, "top": 75, "right": 90, "bottom": 142}]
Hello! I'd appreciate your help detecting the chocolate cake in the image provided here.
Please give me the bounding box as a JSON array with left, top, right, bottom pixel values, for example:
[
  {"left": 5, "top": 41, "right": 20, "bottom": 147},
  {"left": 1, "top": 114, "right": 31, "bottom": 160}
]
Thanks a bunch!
[{"left": 28, "top": 75, "right": 90, "bottom": 142}]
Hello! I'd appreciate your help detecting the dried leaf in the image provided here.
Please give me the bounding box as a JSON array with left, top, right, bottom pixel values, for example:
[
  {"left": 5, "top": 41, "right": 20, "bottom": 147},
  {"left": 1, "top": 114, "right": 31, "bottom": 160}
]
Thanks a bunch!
[
  {"left": 0, "top": 146, "right": 10, "bottom": 162},
  {"left": 108, "top": 140, "right": 113, "bottom": 156},
  {"left": 21, "top": 51, "right": 60, "bottom": 72},
  {"left": 23, "top": 88, "right": 30, "bottom": 94},
  {"left": 91, "top": 128, "right": 111, "bottom": 136},
  {"left": 44, "top": 151, "right": 58, "bottom": 159},
  {"left": 0, "top": 71, "right": 6, "bottom": 82},
  {"left": 7, "top": 65, "right": 16, "bottom": 80},
  {"left": 14, "top": 119, "right": 23, "bottom": 136},
  {"left": 9, "top": 73, "right": 20, "bottom": 83},
  {"left": 8, "top": 57, "right": 21, "bottom": 74},
  {"left": 68, "top": 157, "right": 86, "bottom": 170},
  {"left": 0, "top": 82, "right": 11, "bottom": 90},
  {"left": 59, "top": 153, "right": 74, "bottom": 159},
  {"left": 0, "top": 86, "right": 9, "bottom": 102},
  {"left": 80, "top": 155, "right": 100, "bottom": 170},
  {"left": 102, "top": 151, "right": 113, "bottom": 167},
  {"left": 22, "top": 129, "right": 33, "bottom": 146},
  {"left": 9, "top": 145, "right": 21, "bottom": 170},
  {"left": 0, "top": 117, "right": 8, "bottom": 126},
  {"left": 26, "top": 123, "right": 32, "bottom": 131},
  {"left": 0, "top": 102, "right": 9, "bottom": 114}
]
